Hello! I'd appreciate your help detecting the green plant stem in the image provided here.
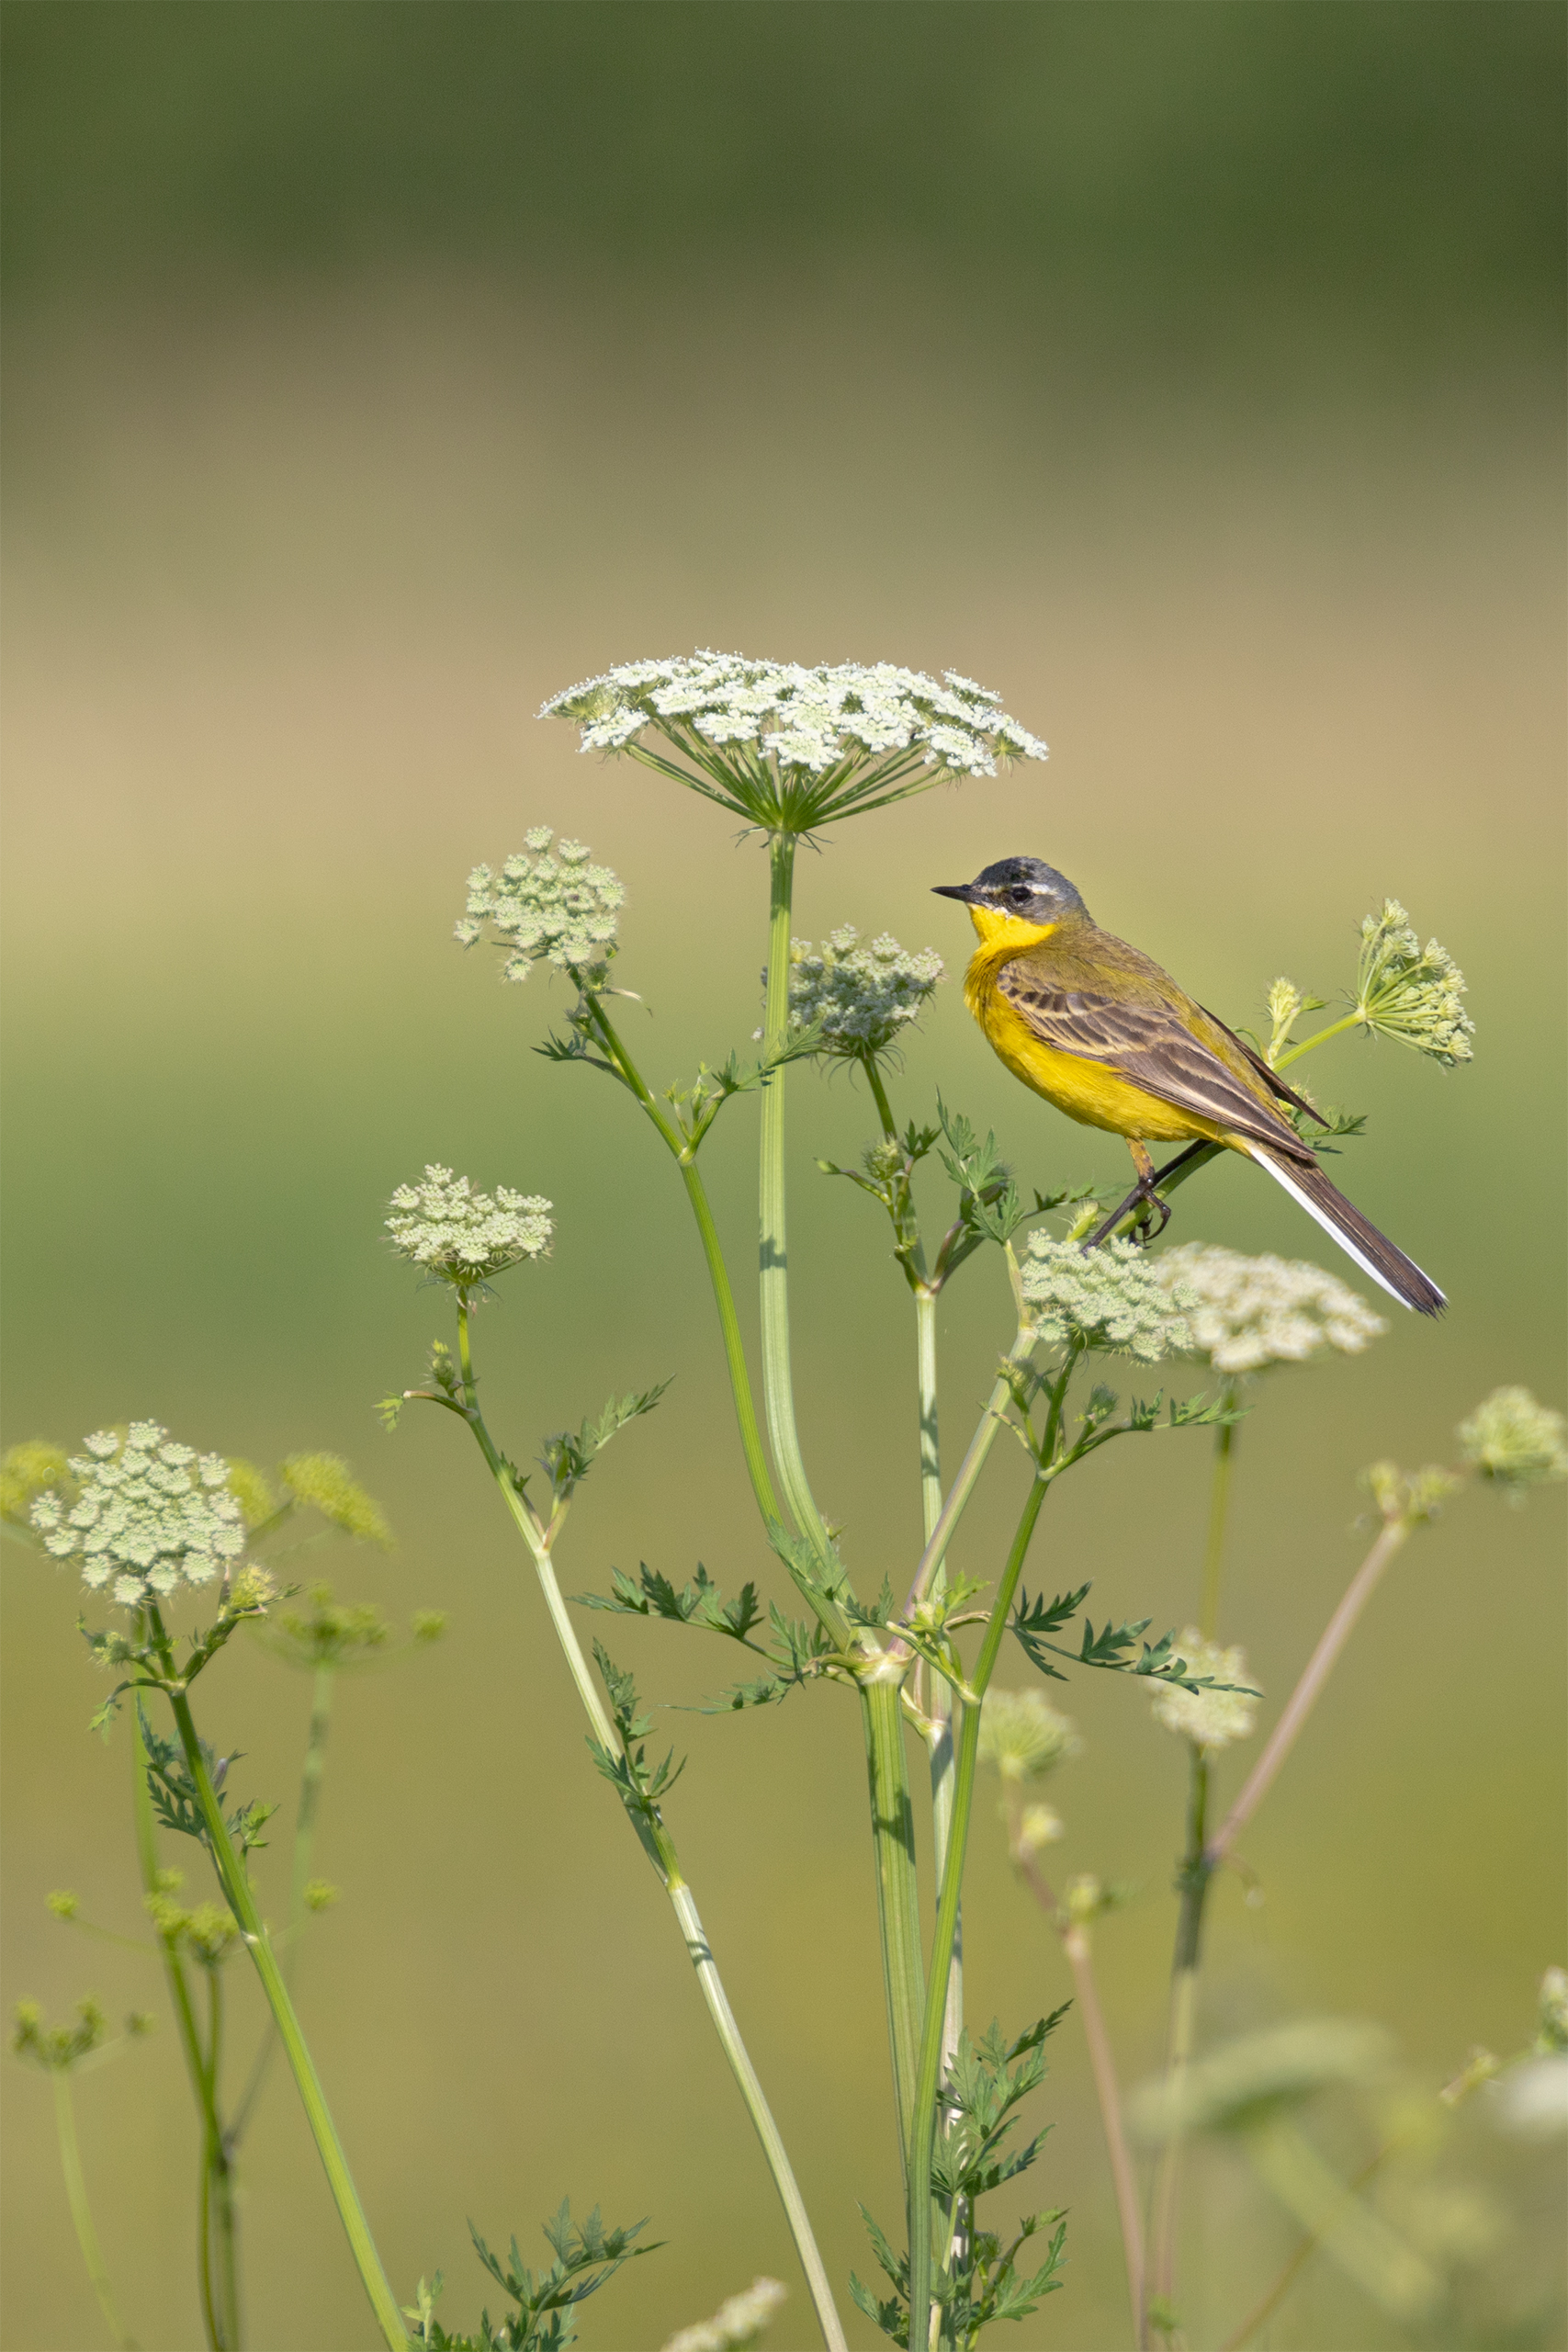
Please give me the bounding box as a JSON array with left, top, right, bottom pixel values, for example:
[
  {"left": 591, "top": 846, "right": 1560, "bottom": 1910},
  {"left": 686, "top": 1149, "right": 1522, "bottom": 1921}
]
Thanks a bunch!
[
  {"left": 1009, "top": 1816, "right": 1144, "bottom": 2346},
  {"left": 231, "top": 1660, "right": 336, "bottom": 2143},
  {"left": 451, "top": 1317, "right": 848, "bottom": 2352},
  {"left": 862, "top": 1673, "right": 927, "bottom": 2181},
  {"left": 759, "top": 831, "right": 829, "bottom": 1550},
  {"left": 52, "top": 2068, "right": 135, "bottom": 2351},
  {"left": 916, "top": 1285, "right": 964, "bottom": 2097},
  {"left": 200, "top": 1970, "right": 242, "bottom": 2352},
  {"left": 1239, "top": 2119, "right": 1439, "bottom": 2319},
  {"left": 145, "top": 1617, "right": 406, "bottom": 2352},
  {"left": 908, "top": 1463, "right": 1054, "bottom": 2352},
  {"left": 133, "top": 1704, "right": 237, "bottom": 2352},
  {"left": 1147, "top": 1750, "right": 1211, "bottom": 2337},
  {"left": 1274, "top": 1013, "right": 1360, "bottom": 1069},
  {"left": 1206, "top": 1517, "right": 1409, "bottom": 1871},
  {"left": 1219, "top": 2143, "right": 1393, "bottom": 2352},
  {"left": 1198, "top": 1395, "right": 1237, "bottom": 1640},
  {"left": 900, "top": 1323, "right": 1039, "bottom": 1623}
]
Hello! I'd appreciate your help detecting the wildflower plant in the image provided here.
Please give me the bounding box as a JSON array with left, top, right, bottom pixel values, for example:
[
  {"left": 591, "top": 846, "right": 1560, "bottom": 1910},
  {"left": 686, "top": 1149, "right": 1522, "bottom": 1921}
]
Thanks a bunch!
[{"left": 17, "top": 642, "right": 1562, "bottom": 2352}]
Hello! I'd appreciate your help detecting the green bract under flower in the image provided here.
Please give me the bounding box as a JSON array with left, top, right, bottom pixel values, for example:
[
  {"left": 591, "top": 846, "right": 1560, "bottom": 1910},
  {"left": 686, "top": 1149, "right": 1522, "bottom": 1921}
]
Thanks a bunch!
[
  {"left": 30, "top": 1421, "right": 248, "bottom": 1608},
  {"left": 386, "top": 1166, "right": 553, "bottom": 1288},
  {"left": 977, "top": 1688, "right": 1080, "bottom": 1783},
  {"left": 781, "top": 926, "right": 943, "bottom": 1057},
  {"left": 1353, "top": 900, "right": 1474, "bottom": 1065},
  {"left": 1457, "top": 1385, "right": 1568, "bottom": 1498},
  {"left": 539, "top": 651, "right": 1048, "bottom": 831},
  {"left": 1152, "top": 1243, "right": 1386, "bottom": 1373},
  {"left": 1149, "top": 1629, "right": 1258, "bottom": 1752},
  {"left": 1020, "top": 1236, "right": 1194, "bottom": 1362},
  {"left": 455, "top": 829, "right": 624, "bottom": 989}
]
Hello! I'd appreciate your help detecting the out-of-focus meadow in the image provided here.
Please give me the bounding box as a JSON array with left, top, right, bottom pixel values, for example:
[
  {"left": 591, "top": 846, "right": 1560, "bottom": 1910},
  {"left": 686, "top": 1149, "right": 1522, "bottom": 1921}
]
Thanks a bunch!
[{"left": 3, "top": 7, "right": 1563, "bottom": 2347}]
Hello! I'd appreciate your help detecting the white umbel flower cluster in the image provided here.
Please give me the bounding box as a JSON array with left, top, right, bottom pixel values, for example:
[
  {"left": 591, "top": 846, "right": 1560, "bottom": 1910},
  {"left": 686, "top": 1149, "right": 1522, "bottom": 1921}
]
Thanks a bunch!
[
  {"left": 1020, "top": 1236, "right": 1194, "bottom": 1362},
  {"left": 454, "top": 830, "right": 624, "bottom": 988},
  {"left": 386, "top": 1166, "right": 553, "bottom": 1287},
  {"left": 1151, "top": 1243, "right": 1387, "bottom": 1373},
  {"left": 782, "top": 926, "right": 943, "bottom": 1057},
  {"left": 543, "top": 653, "right": 1046, "bottom": 775},
  {"left": 30, "top": 1423, "right": 247, "bottom": 1608},
  {"left": 1354, "top": 900, "right": 1474, "bottom": 1065},
  {"left": 660, "top": 2278, "right": 788, "bottom": 2352},
  {"left": 1149, "top": 1630, "right": 1258, "bottom": 1752}
]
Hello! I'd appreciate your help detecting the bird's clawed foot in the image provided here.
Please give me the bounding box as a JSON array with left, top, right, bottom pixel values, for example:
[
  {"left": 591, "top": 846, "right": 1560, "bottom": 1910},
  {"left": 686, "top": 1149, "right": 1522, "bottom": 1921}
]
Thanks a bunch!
[{"left": 1082, "top": 1142, "right": 1173, "bottom": 1252}]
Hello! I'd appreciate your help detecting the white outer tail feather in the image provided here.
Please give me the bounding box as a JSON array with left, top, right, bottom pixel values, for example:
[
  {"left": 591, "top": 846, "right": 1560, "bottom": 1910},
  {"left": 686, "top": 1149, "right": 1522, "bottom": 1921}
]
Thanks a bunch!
[{"left": 1247, "top": 1147, "right": 1439, "bottom": 1312}]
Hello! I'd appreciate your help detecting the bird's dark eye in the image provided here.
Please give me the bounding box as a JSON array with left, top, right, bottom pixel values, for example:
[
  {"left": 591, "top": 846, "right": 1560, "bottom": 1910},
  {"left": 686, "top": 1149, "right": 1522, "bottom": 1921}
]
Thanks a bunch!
[{"left": 1008, "top": 885, "right": 1033, "bottom": 908}]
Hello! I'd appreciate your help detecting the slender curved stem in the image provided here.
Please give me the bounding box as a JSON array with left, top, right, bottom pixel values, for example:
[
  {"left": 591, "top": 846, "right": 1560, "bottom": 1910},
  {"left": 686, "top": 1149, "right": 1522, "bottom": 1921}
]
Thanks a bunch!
[
  {"left": 1198, "top": 1395, "right": 1238, "bottom": 1640},
  {"left": 900, "top": 1325, "right": 1039, "bottom": 1625},
  {"left": 450, "top": 1316, "right": 848, "bottom": 2352},
  {"left": 1218, "top": 2143, "right": 1393, "bottom": 2352},
  {"left": 146, "top": 1616, "right": 406, "bottom": 2352},
  {"left": 908, "top": 1465, "right": 1053, "bottom": 2352},
  {"left": 132, "top": 1706, "right": 235, "bottom": 2352},
  {"left": 1148, "top": 1752, "right": 1210, "bottom": 2333},
  {"left": 1207, "top": 1518, "right": 1409, "bottom": 1870},
  {"left": 231, "top": 1661, "right": 336, "bottom": 2145},
  {"left": 53, "top": 2068, "right": 136, "bottom": 2351},
  {"left": 1274, "top": 1012, "right": 1359, "bottom": 1071}
]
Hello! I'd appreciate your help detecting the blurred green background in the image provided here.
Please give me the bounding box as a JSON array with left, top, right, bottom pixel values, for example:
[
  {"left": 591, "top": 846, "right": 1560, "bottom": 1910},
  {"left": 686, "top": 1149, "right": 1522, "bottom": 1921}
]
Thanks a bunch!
[{"left": 3, "top": 6, "right": 1563, "bottom": 2347}]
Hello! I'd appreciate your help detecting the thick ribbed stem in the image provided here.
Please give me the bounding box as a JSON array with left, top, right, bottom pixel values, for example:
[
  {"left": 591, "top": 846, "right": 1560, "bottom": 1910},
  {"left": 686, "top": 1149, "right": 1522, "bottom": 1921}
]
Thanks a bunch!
[
  {"left": 863, "top": 1674, "right": 927, "bottom": 2178},
  {"left": 1198, "top": 1398, "right": 1237, "bottom": 1640},
  {"left": 758, "top": 831, "right": 829, "bottom": 1549}
]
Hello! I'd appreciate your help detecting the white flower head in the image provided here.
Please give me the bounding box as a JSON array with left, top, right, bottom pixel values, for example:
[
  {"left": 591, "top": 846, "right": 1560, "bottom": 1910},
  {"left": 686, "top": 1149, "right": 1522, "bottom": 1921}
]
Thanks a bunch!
[
  {"left": 386, "top": 1165, "right": 553, "bottom": 1288},
  {"left": 456, "top": 830, "right": 624, "bottom": 989},
  {"left": 661, "top": 2278, "right": 788, "bottom": 2352},
  {"left": 540, "top": 651, "right": 1047, "bottom": 831},
  {"left": 1132, "top": 2018, "right": 1393, "bottom": 2142},
  {"left": 978, "top": 1687, "right": 1081, "bottom": 1783},
  {"left": 1150, "top": 1630, "right": 1259, "bottom": 1753},
  {"left": 778, "top": 926, "right": 943, "bottom": 1058},
  {"left": 1457, "top": 1386, "right": 1568, "bottom": 1502},
  {"left": 1353, "top": 900, "right": 1474, "bottom": 1065},
  {"left": 1020, "top": 1236, "right": 1194, "bottom": 1362},
  {"left": 30, "top": 1423, "right": 248, "bottom": 1611},
  {"left": 1151, "top": 1243, "right": 1387, "bottom": 1374},
  {"left": 1535, "top": 1966, "right": 1568, "bottom": 2055}
]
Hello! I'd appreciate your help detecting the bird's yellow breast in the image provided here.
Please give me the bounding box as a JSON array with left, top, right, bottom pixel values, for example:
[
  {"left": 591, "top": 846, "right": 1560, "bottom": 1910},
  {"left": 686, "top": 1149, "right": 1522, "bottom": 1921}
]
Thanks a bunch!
[{"left": 964, "top": 939, "right": 1221, "bottom": 1145}]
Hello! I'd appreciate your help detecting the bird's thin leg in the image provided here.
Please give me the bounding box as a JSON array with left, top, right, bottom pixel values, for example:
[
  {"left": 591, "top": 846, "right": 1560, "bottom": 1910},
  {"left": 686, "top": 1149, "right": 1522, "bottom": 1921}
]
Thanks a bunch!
[{"left": 1083, "top": 1138, "right": 1190, "bottom": 1251}]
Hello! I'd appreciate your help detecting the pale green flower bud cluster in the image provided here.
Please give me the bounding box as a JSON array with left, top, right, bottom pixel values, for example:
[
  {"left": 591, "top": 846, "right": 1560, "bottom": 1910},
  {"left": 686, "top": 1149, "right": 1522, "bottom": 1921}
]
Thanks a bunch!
[
  {"left": 30, "top": 1423, "right": 247, "bottom": 1608},
  {"left": 978, "top": 1687, "right": 1080, "bottom": 1782},
  {"left": 386, "top": 1166, "right": 553, "bottom": 1288},
  {"left": 780, "top": 925, "right": 943, "bottom": 1057},
  {"left": 1457, "top": 1386, "right": 1568, "bottom": 1500},
  {"left": 1363, "top": 1460, "right": 1461, "bottom": 1527},
  {"left": 1153, "top": 1242, "right": 1386, "bottom": 1373},
  {"left": 455, "top": 829, "right": 624, "bottom": 988},
  {"left": 1535, "top": 1967, "right": 1568, "bottom": 2055},
  {"left": 1353, "top": 900, "right": 1474, "bottom": 1065},
  {"left": 661, "top": 2278, "right": 788, "bottom": 2352},
  {"left": 1150, "top": 1630, "right": 1258, "bottom": 1752},
  {"left": 1020, "top": 1236, "right": 1194, "bottom": 1361},
  {"left": 1132, "top": 2018, "right": 1393, "bottom": 2141},
  {"left": 542, "top": 652, "right": 1047, "bottom": 778}
]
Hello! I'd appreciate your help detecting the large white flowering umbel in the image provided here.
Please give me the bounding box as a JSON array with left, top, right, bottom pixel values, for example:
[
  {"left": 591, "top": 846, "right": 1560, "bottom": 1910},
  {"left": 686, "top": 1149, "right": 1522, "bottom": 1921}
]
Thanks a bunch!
[
  {"left": 31, "top": 1423, "right": 248, "bottom": 1607},
  {"left": 1152, "top": 1242, "right": 1386, "bottom": 1374},
  {"left": 540, "top": 652, "right": 1048, "bottom": 831},
  {"left": 781, "top": 926, "right": 944, "bottom": 1058},
  {"left": 386, "top": 1166, "right": 554, "bottom": 1290}
]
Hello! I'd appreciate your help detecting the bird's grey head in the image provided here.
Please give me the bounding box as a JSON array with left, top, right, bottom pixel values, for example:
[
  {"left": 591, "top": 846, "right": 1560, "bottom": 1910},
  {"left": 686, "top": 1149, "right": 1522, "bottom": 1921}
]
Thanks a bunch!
[{"left": 931, "top": 856, "right": 1089, "bottom": 926}]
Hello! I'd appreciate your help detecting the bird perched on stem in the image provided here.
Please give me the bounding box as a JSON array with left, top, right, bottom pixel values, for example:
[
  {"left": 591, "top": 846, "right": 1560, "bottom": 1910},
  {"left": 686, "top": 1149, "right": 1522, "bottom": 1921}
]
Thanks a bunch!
[{"left": 933, "top": 856, "right": 1444, "bottom": 1314}]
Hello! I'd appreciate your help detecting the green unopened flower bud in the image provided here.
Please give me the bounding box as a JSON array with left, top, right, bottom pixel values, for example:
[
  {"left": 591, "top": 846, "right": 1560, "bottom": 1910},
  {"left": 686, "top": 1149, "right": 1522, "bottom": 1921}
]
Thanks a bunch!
[
  {"left": 126, "top": 2012, "right": 156, "bottom": 2039},
  {"left": 1352, "top": 900, "right": 1473, "bottom": 1065},
  {"left": 457, "top": 830, "right": 624, "bottom": 989},
  {"left": 775, "top": 926, "right": 943, "bottom": 1059},
  {"left": 0, "top": 1441, "right": 71, "bottom": 1525},
  {"left": 1266, "top": 977, "right": 1307, "bottom": 1060},
  {"left": 1535, "top": 1967, "right": 1568, "bottom": 2055},
  {"left": 1131, "top": 2018, "right": 1393, "bottom": 2142},
  {"left": 304, "top": 1880, "right": 340, "bottom": 1914},
  {"left": 1021, "top": 1236, "right": 1194, "bottom": 1362},
  {"left": 224, "top": 1563, "right": 276, "bottom": 1617},
  {"left": 28, "top": 1422, "right": 248, "bottom": 1612},
  {"left": 280, "top": 1453, "right": 392, "bottom": 1546},
  {"left": 224, "top": 1458, "right": 277, "bottom": 1529},
  {"left": 1153, "top": 1244, "right": 1385, "bottom": 1374},
  {"left": 1363, "top": 1461, "right": 1461, "bottom": 1528},
  {"left": 411, "top": 1610, "right": 447, "bottom": 1644},
  {"left": 1457, "top": 1387, "right": 1568, "bottom": 1501},
  {"left": 1018, "top": 1802, "right": 1065, "bottom": 1854},
  {"left": 386, "top": 1165, "right": 553, "bottom": 1289},
  {"left": 977, "top": 1688, "right": 1080, "bottom": 1782},
  {"left": 1439, "top": 2046, "right": 1502, "bottom": 2106},
  {"left": 12, "top": 1996, "right": 109, "bottom": 2072},
  {"left": 1062, "top": 1872, "right": 1106, "bottom": 1928},
  {"left": 45, "top": 1890, "right": 79, "bottom": 1920},
  {"left": 1150, "top": 1633, "right": 1259, "bottom": 1754},
  {"left": 661, "top": 2278, "right": 788, "bottom": 2352}
]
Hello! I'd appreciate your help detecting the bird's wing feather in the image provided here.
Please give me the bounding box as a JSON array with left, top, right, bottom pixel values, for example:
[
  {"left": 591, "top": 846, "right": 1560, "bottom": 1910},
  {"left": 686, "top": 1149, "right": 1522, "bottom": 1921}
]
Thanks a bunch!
[
  {"left": 1196, "top": 1005, "right": 1324, "bottom": 1123},
  {"left": 998, "top": 970, "right": 1315, "bottom": 1160}
]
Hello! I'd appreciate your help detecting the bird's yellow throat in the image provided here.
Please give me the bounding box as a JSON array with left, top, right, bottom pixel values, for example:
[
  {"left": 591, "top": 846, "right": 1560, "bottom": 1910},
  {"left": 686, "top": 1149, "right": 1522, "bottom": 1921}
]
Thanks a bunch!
[{"left": 964, "top": 903, "right": 1063, "bottom": 955}]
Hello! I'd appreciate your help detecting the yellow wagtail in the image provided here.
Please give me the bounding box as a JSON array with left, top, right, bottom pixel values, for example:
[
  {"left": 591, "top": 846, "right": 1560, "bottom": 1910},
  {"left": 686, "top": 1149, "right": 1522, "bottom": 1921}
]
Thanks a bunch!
[{"left": 933, "top": 855, "right": 1444, "bottom": 1314}]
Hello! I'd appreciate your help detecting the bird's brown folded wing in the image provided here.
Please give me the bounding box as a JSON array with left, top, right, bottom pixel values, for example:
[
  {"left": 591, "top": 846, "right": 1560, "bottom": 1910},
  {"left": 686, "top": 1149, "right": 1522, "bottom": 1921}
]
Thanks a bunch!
[{"left": 998, "top": 970, "right": 1314, "bottom": 1161}]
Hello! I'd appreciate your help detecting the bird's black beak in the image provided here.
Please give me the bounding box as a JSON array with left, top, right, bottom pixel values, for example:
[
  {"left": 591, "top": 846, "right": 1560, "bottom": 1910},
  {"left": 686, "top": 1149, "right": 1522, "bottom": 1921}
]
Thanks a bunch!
[{"left": 931, "top": 882, "right": 980, "bottom": 904}]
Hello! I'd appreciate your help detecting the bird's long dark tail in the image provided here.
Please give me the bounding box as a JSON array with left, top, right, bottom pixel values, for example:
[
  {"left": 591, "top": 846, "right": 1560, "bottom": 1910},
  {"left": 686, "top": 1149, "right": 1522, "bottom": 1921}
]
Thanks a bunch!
[{"left": 1248, "top": 1144, "right": 1446, "bottom": 1316}]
